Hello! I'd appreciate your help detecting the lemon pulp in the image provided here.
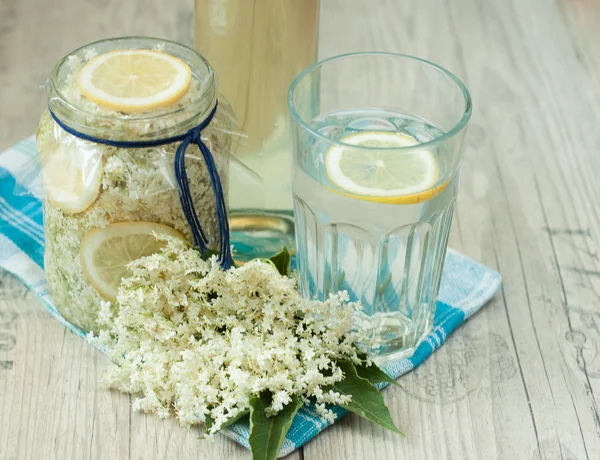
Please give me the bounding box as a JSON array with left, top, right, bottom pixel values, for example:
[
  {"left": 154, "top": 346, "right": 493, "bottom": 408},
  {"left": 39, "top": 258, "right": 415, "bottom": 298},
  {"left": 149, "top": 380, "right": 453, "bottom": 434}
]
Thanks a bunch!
[
  {"left": 325, "top": 131, "right": 446, "bottom": 204},
  {"left": 80, "top": 222, "right": 186, "bottom": 301},
  {"left": 77, "top": 49, "right": 192, "bottom": 113},
  {"left": 40, "top": 140, "right": 104, "bottom": 214}
]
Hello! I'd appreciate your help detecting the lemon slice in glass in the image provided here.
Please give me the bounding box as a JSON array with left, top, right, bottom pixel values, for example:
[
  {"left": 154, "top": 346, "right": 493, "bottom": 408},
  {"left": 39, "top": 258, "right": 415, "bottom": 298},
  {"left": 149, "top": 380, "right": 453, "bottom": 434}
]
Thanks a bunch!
[
  {"left": 41, "top": 141, "right": 103, "bottom": 214},
  {"left": 77, "top": 49, "right": 192, "bottom": 113},
  {"left": 325, "top": 131, "right": 445, "bottom": 204},
  {"left": 80, "top": 222, "right": 186, "bottom": 301}
]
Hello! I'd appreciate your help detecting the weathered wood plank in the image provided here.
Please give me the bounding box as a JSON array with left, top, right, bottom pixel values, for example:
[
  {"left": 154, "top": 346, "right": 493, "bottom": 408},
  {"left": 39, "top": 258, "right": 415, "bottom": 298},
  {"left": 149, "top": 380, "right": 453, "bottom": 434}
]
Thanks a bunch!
[
  {"left": 303, "top": 0, "right": 600, "bottom": 459},
  {"left": 2, "top": 0, "right": 600, "bottom": 459},
  {"left": 470, "top": 0, "right": 600, "bottom": 457}
]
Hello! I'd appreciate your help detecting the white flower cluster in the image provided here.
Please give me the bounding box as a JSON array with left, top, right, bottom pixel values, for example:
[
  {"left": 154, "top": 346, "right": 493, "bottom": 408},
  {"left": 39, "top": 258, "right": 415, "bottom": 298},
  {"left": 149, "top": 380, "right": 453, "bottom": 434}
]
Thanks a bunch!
[{"left": 90, "top": 236, "right": 362, "bottom": 434}]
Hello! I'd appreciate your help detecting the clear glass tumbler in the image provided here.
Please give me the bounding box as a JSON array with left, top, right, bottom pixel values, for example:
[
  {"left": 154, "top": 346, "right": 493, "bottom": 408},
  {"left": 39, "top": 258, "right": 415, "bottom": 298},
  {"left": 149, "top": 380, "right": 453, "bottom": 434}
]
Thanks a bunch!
[{"left": 288, "top": 53, "right": 471, "bottom": 362}]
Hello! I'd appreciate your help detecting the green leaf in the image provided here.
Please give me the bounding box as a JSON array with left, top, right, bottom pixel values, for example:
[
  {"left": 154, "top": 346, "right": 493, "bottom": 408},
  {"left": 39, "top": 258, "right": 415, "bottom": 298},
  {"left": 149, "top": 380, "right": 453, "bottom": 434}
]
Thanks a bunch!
[
  {"left": 269, "top": 247, "right": 291, "bottom": 277},
  {"left": 205, "top": 409, "right": 249, "bottom": 432},
  {"left": 354, "top": 361, "right": 402, "bottom": 389},
  {"left": 329, "top": 360, "right": 403, "bottom": 435},
  {"left": 249, "top": 392, "right": 303, "bottom": 460},
  {"left": 353, "top": 350, "right": 401, "bottom": 387}
]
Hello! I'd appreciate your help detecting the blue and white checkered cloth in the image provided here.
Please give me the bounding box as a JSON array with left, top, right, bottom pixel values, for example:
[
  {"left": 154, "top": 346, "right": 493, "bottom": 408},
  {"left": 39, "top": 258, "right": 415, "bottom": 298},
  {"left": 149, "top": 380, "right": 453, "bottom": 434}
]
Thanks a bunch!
[{"left": 0, "top": 136, "right": 501, "bottom": 457}]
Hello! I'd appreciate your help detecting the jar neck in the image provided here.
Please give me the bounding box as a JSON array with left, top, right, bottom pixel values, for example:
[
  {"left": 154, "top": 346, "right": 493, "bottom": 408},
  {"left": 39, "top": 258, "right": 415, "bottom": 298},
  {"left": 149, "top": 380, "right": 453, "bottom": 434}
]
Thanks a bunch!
[{"left": 47, "top": 37, "right": 218, "bottom": 142}]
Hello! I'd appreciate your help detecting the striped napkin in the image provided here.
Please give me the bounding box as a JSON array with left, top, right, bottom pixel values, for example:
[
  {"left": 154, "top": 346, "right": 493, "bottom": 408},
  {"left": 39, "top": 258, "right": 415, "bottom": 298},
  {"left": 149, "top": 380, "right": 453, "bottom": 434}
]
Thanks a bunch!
[{"left": 0, "top": 136, "right": 501, "bottom": 457}]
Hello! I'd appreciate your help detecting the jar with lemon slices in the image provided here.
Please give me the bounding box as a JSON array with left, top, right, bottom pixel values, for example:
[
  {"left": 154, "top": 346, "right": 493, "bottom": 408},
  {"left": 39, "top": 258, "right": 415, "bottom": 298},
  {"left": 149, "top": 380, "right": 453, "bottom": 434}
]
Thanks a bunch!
[{"left": 36, "top": 37, "right": 235, "bottom": 332}]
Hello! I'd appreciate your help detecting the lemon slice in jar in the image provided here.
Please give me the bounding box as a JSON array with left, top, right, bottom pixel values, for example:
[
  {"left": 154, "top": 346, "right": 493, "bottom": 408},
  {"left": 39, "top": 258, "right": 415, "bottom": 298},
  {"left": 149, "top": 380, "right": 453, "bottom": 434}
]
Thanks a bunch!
[
  {"left": 80, "top": 222, "right": 186, "bottom": 301},
  {"left": 41, "top": 141, "right": 104, "bottom": 214},
  {"left": 77, "top": 49, "right": 192, "bottom": 113},
  {"left": 325, "top": 131, "right": 446, "bottom": 204}
]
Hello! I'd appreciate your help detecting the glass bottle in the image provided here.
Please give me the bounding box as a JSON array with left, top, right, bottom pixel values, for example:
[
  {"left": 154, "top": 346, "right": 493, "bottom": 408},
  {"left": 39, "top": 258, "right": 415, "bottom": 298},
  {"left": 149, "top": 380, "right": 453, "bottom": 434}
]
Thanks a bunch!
[{"left": 195, "top": 0, "right": 320, "bottom": 261}]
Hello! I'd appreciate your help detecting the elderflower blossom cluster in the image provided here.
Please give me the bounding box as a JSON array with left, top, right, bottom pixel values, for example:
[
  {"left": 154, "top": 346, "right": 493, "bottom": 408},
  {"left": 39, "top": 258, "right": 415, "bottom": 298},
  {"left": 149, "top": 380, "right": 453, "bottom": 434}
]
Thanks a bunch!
[{"left": 89, "top": 236, "right": 363, "bottom": 434}]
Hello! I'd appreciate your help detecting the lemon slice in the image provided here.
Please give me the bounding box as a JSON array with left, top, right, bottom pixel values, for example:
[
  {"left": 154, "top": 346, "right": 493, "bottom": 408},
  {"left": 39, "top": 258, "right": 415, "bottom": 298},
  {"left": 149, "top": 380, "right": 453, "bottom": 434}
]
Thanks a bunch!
[
  {"left": 41, "top": 141, "right": 103, "bottom": 214},
  {"left": 80, "top": 222, "right": 186, "bottom": 300},
  {"left": 325, "top": 131, "right": 445, "bottom": 204},
  {"left": 77, "top": 49, "right": 192, "bottom": 113}
]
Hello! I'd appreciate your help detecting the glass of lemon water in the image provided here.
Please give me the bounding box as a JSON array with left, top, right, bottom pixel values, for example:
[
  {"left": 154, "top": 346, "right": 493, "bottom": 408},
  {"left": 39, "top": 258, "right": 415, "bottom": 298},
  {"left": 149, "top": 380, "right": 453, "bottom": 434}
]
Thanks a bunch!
[{"left": 288, "top": 53, "right": 472, "bottom": 362}]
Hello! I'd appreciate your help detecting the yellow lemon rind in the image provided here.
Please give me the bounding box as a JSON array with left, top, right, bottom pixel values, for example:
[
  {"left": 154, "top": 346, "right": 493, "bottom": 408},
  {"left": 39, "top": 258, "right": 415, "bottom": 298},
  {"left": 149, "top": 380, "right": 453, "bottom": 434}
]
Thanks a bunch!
[{"left": 326, "top": 181, "right": 449, "bottom": 205}]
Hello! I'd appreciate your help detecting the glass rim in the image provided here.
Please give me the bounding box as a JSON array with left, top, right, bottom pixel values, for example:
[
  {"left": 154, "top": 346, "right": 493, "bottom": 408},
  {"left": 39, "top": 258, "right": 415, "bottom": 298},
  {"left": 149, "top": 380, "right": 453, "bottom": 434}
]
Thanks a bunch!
[
  {"left": 49, "top": 36, "right": 217, "bottom": 127},
  {"left": 287, "top": 51, "right": 472, "bottom": 152}
]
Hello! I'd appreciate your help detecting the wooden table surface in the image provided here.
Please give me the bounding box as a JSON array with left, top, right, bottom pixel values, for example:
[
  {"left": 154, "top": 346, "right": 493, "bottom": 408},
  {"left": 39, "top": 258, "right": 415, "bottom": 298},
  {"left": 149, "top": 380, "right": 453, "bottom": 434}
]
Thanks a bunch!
[{"left": 1, "top": 0, "right": 600, "bottom": 459}]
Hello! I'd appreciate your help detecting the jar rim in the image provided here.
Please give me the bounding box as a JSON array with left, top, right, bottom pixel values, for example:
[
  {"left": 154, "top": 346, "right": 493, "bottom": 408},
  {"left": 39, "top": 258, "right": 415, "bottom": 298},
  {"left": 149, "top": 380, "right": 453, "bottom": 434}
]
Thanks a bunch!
[{"left": 47, "top": 36, "right": 218, "bottom": 140}]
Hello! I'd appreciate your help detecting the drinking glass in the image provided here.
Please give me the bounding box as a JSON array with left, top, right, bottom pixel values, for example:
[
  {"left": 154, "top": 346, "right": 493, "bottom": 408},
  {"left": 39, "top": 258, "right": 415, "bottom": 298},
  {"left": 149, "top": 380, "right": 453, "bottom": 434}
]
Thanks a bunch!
[{"left": 288, "top": 52, "right": 471, "bottom": 362}]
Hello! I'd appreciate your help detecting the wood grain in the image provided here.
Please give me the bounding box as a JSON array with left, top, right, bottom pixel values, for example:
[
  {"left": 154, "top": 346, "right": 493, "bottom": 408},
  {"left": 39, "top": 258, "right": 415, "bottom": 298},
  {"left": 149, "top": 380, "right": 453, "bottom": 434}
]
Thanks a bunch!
[{"left": 1, "top": 0, "right": 600, "bottom": 459}]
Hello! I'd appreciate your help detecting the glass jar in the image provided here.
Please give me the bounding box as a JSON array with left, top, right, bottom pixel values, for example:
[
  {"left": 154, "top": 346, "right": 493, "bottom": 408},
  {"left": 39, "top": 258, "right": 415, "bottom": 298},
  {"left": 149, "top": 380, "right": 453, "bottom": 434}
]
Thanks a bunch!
[{"left": 36, "top": 37, "right": 233, "bottom": 332}]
